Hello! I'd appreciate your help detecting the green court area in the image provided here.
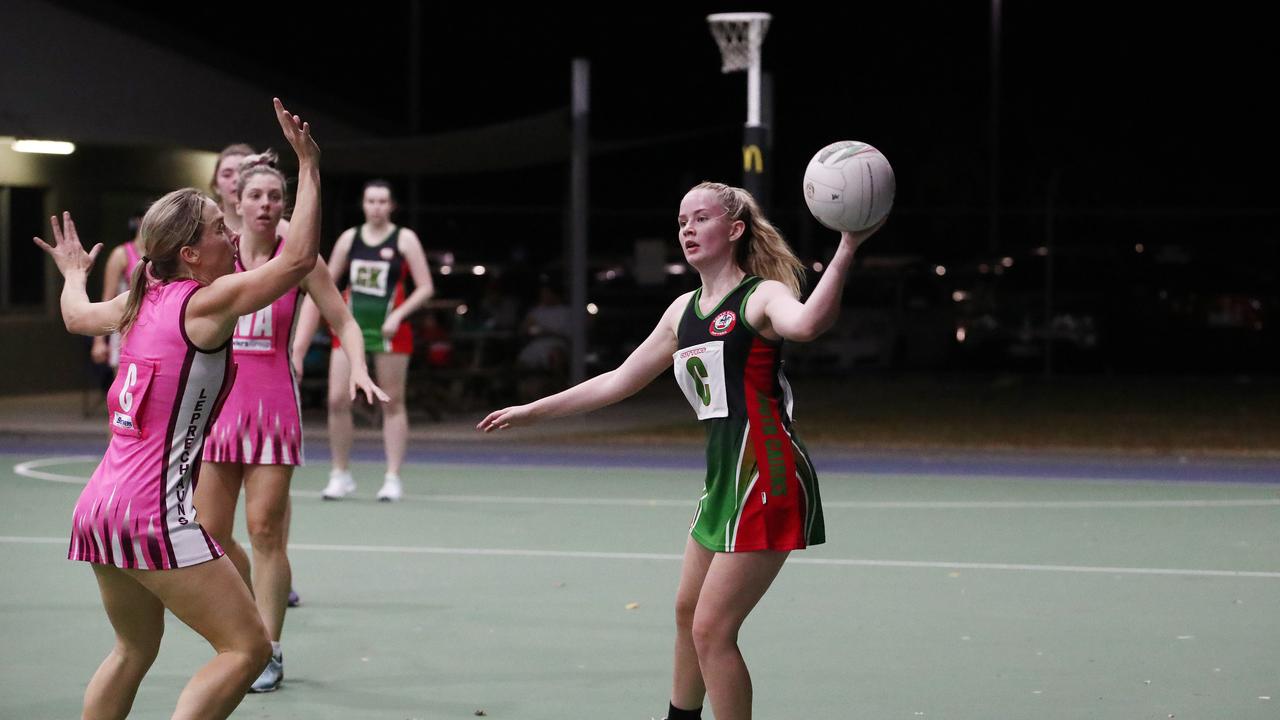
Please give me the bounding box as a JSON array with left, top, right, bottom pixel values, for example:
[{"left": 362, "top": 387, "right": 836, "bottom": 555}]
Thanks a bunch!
[{"left": 3, "top": 455, "right": 1279, "bottom": 719}]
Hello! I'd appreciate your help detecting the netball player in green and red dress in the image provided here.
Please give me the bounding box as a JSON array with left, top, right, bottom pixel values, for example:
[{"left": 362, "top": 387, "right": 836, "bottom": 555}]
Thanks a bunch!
[{"left": 478, "top": 181, "right": 882, "bottom": 720}]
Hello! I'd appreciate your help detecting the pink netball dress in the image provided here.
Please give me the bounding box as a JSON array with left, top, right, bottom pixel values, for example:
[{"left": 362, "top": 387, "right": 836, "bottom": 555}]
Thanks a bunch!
[
  {"left": 69, "top": 279, "right": 234, "bottom": 569},
  {"left": 202, "top": 237, "right": 304, "bottom": 465}
]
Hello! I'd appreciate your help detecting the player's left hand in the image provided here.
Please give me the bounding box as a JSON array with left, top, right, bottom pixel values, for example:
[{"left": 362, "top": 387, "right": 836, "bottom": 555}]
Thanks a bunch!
[
  {"left": 476, "top": 405, "right": 533, "bottom": 433},
  {"left": 380, "top": 316, "right": 399, "bottom": 339},
  {"left": 350, "top": 367, "right": 390, "bottom": 404},
  {"left": 840, "top": 217, "right": 886, "bottom": 252},
  {"left": 34, "top": 212, "right": 101, "bottom": 277}
]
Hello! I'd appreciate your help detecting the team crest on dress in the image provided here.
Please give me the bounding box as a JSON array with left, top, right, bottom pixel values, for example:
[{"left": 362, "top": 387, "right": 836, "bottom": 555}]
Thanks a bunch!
[
  {"left": 709, "top": 310, "right": 737, "bottom": 336},
  {"left": 379, "top": 247, "right": 395, "bottom": 260}
]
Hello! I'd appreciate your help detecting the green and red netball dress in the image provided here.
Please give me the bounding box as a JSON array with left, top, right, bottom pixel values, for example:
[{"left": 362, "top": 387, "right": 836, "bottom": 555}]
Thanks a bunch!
[
  {"left": 333, "top": 226, "right": 414, "bottom": 355},
  {"left": 673, "top": 276, "right": 825, "bottom": 552}
]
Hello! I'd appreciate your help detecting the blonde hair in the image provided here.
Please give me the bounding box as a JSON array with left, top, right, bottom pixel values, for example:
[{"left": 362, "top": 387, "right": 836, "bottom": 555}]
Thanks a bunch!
[
  {"left": 693, "top": 181, "right": 805, "bottom": 297},
  {"left": 235, "top": 149, "right": 286, "bottom": 199},
  {"left": 118, "top": 189, "right": 210, "bottom": 336}
]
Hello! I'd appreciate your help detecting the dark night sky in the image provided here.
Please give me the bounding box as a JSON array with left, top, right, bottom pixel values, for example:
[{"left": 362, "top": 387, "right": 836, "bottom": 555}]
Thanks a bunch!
[
  {"left": 62, "top": 2, "right": 1280, "bottom": 208},
  {"left": 38, "top": 3, "right": 1280, "bottom": 371},
  {"left": 50, "top": 4, "right": 1280, "bottom": 259}
]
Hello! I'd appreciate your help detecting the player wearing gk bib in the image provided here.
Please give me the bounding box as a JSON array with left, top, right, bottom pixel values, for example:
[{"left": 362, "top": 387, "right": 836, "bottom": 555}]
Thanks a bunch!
[
  {"left": 674, "top": 275, "right": 823, "bottom": 552},
  {"left": 339, "top": 224, "right": 413, "bottom": 354},
  {"left": 297, "top": 180, "right": 434, "bottom": 502},
  {"left": 478, "top": 181, "right": 882, "bottom": 720},
  {"left": 33, "top": 96, "right": 322, "bottom": 720}
]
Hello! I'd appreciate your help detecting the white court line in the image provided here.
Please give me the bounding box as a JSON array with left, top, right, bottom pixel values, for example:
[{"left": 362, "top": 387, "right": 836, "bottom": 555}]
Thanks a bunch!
[
  {"left": 14, "top": 450, "right": 1280, "bottom": 491},
  {"left": 400, "top": 495, "right": 1280, "bottom": 510},
  {"left": 12, "top": 456, "right": 98, "bottom": 484},
  {"left": 407, "top": 493, "right": 689, "bottom": 507},
  {"left": 823, "top": 498, "right": 1280, "bottom": 509},
  {"left": 14, "top": 457, "right": 1280, "bottom": 510},
  {"left": 357, "top": 461, "right": 1280, "bottom": 491},
  {"left": 3, "top": 535, "right": 1278, "bottom": 579}
]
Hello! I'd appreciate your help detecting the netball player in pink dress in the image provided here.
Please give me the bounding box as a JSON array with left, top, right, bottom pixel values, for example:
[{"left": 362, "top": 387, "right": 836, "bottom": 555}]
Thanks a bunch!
[
  {"left": 210, "top": 142, "right": 310, "bottom": 611},
  {"left": 36, "top": 99, "right": 320, "bottom": 720},
  {"left": 197, "top": 151, "right": 386, "bottom": 692}
]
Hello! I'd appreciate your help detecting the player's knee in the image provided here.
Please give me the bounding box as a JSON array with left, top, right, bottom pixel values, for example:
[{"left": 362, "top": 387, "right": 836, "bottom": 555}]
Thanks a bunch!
[
  {"left": 253, "top": 634, "right": 273, "bottom": 668},
  {"left": 115, "top": 632, "right": 162, "bottom": 667},
  {"left": 230, "top": 624, "right": 272, "bottom": 671},
  {"left": 690, "top": 612, "right": 736, "bottom": 653},
  {"left": 246, "top": 515, "right": 286, "bottom": 551}
]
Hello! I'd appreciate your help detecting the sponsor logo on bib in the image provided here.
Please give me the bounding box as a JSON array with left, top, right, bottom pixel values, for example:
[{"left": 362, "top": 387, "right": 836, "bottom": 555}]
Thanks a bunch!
[
  {"left": 351, "top": 259, "right": 391, "bottom": 296},
  {"left": 233, "top": 305, "right": 275, "bottom": 353},
  {"left": 709, "top": 310, "right": 737, "bottom": 337}
]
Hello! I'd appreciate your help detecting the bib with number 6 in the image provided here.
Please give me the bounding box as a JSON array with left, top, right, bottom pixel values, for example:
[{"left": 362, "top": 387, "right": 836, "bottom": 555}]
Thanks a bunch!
[
  {"left": 106, "top": 356, "right": 157, "bottom": 438},
  {"left": 673, "top": 341, "right": 728, "bottom": 420}
]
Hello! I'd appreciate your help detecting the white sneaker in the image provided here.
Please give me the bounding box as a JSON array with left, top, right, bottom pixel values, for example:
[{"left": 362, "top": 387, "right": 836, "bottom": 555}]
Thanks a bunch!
[
  {"left": 376, "top": 473, "right": 402, "bottom": 502},
  {"left": 321, "top": 469, "right": 356, "bottom": 500},
  {"left": 249, "top": 647, "right": 283, "bottom": 693}
]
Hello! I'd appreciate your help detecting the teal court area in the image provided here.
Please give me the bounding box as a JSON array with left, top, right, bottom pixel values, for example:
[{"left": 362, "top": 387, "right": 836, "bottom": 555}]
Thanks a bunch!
[{"left": 3, "top": 447, "right": 1278, "bottom": 719}]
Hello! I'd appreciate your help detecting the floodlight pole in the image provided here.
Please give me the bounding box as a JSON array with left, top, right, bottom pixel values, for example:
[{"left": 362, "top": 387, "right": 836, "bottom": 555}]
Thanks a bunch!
[
  {"left": 989, "top": 0, "right": 1002, "bottom": 254},
  {"left": 568, "top": 58, "right": 590, "bottom": 386},
  {"left": 408, "top": 3, "right": 423, "bottom": 234},
  {"left": 742, "top": 21, "right": 769, "bottom": 211}
]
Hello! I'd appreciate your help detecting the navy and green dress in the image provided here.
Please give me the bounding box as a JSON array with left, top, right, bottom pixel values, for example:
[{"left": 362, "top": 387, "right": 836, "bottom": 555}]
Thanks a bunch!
[
  {"left": 672, "top": 275, "right": 825, "bottom": 552},
  {"left": 334, "top": 225, "right": 413, "bottom": 354}
]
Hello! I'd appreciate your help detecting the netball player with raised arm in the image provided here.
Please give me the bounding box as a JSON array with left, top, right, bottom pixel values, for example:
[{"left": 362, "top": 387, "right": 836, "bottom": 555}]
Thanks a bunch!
[
  {"left": 478, "top": 181, "right": 882, "bottom": 720},
  {"left": 197, "top": 150, "right": 386, "bottom": 693},
  {"left": 208, "top": 141, "right": 304, "bottom": 610},
  {"left": 35, "top": 98, "right": 320, "bottom": 720}
]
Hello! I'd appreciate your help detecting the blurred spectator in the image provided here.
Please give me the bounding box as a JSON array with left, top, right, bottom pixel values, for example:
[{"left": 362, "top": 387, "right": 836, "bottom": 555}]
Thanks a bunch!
[
  {"left": 517, "top": 282, "right": 571, "bottom": 371},
  {"left": 516, "top": 281, "right": 571, "bottom": 400},
  {"left": 477, "top": 276, "right": 521, "bottom": 332}
]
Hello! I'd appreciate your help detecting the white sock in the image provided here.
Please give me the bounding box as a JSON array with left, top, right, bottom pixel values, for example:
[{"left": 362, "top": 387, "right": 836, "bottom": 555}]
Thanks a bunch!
[{"left": 270, "top": 640, "right": 281, "bottom": 655}]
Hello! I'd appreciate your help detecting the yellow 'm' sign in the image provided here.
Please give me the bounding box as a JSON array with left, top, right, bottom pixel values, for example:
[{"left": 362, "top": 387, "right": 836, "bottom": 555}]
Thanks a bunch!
[{"left": 742, "top": 145, "right": 763, "bottom": 174}]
